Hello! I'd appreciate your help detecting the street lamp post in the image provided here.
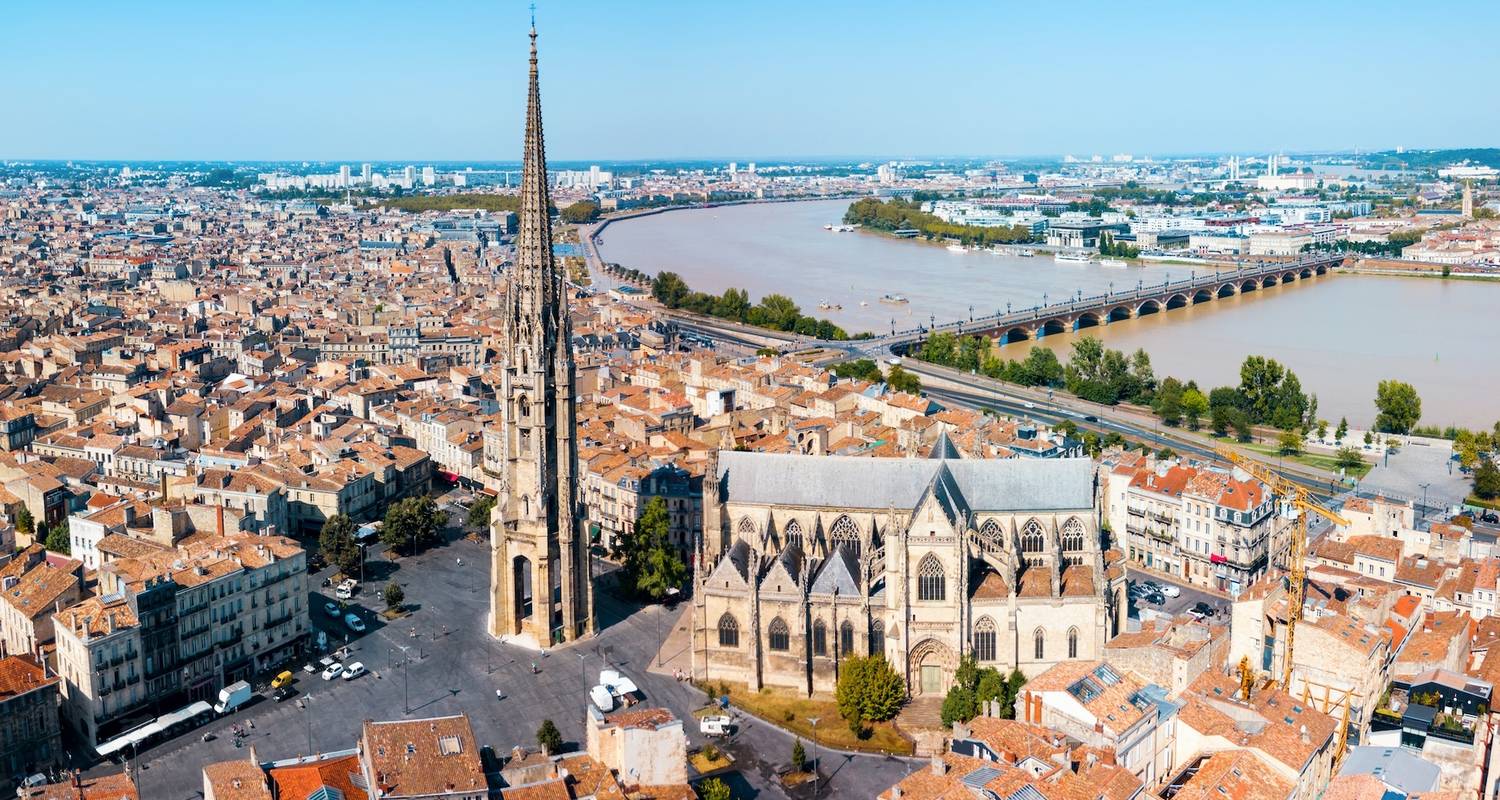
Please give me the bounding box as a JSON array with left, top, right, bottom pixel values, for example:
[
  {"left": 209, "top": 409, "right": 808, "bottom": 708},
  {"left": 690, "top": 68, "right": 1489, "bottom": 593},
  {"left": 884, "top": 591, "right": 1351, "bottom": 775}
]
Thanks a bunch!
[
  {"left": 1419, "top": 483, "right": 1431, "bottom": 522},
  {"left": 807, "top": 716, "right": 821, "bottom": 798}
]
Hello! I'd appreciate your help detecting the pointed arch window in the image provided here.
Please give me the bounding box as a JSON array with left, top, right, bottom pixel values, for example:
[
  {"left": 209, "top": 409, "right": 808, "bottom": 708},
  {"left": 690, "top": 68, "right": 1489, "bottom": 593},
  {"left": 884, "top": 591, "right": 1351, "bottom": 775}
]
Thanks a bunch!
[
  {"left": 840, "top": 620, "right": 855, "bottom": 656},
  {"left": 812, "top": 620, "right": 827, "bottom": 656},
  {"left": 973, "top": 617, "right": 997, "bottom": 662},
  {"left": 717, "top": 613, "right": 739, "bottom": 648},
  {"left": 869, "top": 620, "right": 884, "bottom": 657},
  {"left": 979, "top": 519, "right": 1004, "bottom": 553},
  {"left": 768, "top": 617, "right": 790, "bottom": 652},
  {"left": 1021, "top": 519, "right": 1045, "bottom": 554},
  {"left": 917, "top": 554, "right": 946, "bottom": 602},
  {"left": 520, "top": 495, "right": 530, "bottom": 518},
  {"left": 830, "top": 515, "right": 860, "bottom": 556},
  {"left": 1061, "top": 518, "right": 1086, "bottom": 552},
  {"left": 1033, "top": 627, "right": 1046, "bottom": 661},
  {"left": 737, "top": 516, "right": 756, "bottom": 543},
  {"left": 1067, "top": 626, "right": 1079, "bottom": 659},
  {"left": 517, "top": 395, "right": 531, "bottom": 420},
  {"left": 783, "top": 519, "right": 804, "bottom": 551}
]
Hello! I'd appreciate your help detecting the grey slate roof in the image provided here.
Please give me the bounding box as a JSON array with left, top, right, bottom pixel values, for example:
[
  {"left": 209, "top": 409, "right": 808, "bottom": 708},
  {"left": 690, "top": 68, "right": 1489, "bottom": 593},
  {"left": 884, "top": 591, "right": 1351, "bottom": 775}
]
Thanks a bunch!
[
  {"left": 716, "top": 450, "right": 1094, "bottom": 512},
  {"left": 1339, "top": 745, "right": 1440, "bottom": 795},
  {"left": 810, "top": 548, "right": 861, "bottom": 596}
]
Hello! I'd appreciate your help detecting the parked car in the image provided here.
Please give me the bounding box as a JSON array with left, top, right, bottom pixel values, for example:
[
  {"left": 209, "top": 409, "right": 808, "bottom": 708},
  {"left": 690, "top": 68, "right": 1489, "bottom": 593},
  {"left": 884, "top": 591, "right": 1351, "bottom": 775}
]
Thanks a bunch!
[
  {"left": 323, "top": 601, "right": 341, "bottom": 618},
  {"left": 301, "top": 662, "right": 318, "bottom": 674},
  {"left": 700, "top": 715, "right": 734, "bottom": 737},
  {"left": 341, "top": 662, "right": 367, "bottom": 680},
  {"left": 344, "top": 612, "right": 367, "bottom": 633},
  {"left": 273, "top": 685, "right": 298, "bottom": 702},
  {"left": 321, "top": 662, "right": 344, "bottom": 681},
  {"left": 1161, "top": 585, "right": 1181, "bottom": 598},
  {"left": 1192, "top": 601, "right": 1216, "bottom": 617},
  {"left": 335, "top": 579, "right": 358, "bottom": 600},
  {"left": 271, "top": 670, "right": 295, "bottom": 690}
]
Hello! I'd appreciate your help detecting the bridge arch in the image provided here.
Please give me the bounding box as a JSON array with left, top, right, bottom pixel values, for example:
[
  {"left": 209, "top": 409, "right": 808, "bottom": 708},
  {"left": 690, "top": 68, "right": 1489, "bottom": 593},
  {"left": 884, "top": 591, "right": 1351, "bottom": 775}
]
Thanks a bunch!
[
  {"left": 1260, "top": 275, "right": 1278, "bottom": 288},
  {"left": 1281, "top": 271, "right": 1298, "bottom": 283},
  {"left": 1074, "top": 311, "right": 1103, "bottom": 331},
  {"left": 1314, "top": 263, "right": 1329, "bottom": 275},
  {"left": 1107, "top": 306, "right": 1133, "bottom": 322},
  {"left": 1240, "top": 279, "right": 1258, "bottom": 293},
  {"left": 1136, "top": 299, "right": 1162, "bottom": 316},
  {"left": 1299, "top": 267, "right": 1313, "bottom": 279},
  {"left": 1039, "top": 319, "right": 1069, "bottom": 338},
  {"left": 1217, "top": 283, "right": 1237, "bottom": 298},
  {"left": 998, "top": 327, "right": 1031, "bottom": 346},
  {"left": 1192, "top": 289, "right": 1214, "bottom": 304},
  {"left": 1165, "top": 293, "right": 1189, "bottom": 310}
]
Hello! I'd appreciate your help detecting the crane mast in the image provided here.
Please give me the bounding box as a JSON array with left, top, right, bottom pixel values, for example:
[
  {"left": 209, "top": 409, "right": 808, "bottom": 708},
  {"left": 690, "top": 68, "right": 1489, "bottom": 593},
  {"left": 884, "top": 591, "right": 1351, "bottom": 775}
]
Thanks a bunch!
[{"left": 1213, "top": 447, "right": 1349, "bottom": 688}]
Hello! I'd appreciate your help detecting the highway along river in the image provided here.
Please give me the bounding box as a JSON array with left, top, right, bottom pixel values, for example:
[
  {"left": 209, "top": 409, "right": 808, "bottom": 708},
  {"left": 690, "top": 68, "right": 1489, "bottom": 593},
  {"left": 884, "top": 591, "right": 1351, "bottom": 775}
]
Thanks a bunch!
[{"left": 597, "top": 198, "right": 1500, "bottom": 428}]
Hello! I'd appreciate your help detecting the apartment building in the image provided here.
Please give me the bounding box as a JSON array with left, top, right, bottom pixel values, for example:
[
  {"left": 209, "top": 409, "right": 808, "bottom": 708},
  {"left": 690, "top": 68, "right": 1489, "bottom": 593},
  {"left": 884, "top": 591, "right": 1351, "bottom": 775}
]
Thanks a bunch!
[
  {"left": 0, "top": 655, "right": 62, "bottom": 793},
  {"left": 1108, "top": 460, "right": 1285, "bottom": 595},
  {"left": 53, "top": 530, "right": 307, "bottom": 748}
]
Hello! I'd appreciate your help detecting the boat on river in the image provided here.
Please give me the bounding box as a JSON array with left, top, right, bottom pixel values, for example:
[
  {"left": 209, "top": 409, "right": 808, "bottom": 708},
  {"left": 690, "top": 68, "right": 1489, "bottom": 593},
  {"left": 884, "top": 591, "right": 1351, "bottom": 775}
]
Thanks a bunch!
[
  {"left": 1055, "top": 251, "right": 1092, "bottom": 263},
  {"left": 879, "top": 294, "right": 909, "bottom": 305},
  {"left": 1098, "top": 258, "right": 1128, "bottom": 268}
]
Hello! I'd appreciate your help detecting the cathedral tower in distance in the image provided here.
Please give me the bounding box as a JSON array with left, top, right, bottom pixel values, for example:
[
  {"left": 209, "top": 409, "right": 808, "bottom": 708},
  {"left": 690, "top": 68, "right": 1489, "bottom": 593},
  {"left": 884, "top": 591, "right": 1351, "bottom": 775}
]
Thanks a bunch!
[{"left": 489, "top": 25, "right": 593, "bottom": 647}]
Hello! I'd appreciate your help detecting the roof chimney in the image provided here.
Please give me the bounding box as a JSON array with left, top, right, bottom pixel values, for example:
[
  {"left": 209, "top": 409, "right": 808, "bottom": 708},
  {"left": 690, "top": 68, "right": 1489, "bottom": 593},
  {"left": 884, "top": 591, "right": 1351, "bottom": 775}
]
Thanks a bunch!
[
  {"left": 930, "top": 754, "right": 946, "bottom": 776},
  {"left": 216, "top": 503, "right": 225, "bottom": 537}
]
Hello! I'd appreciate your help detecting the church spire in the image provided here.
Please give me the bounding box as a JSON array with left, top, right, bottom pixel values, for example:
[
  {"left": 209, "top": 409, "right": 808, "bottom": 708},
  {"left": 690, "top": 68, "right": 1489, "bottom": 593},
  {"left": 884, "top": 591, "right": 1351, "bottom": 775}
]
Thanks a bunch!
[{"left": 516, "top": 19, "right": 556, "bottom": 312}]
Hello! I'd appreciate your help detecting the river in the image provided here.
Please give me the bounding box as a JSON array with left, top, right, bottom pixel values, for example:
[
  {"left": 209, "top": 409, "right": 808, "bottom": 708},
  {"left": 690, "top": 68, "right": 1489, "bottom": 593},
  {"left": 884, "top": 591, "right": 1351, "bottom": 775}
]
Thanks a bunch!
[{"left": 596, "top": 199, "right": 1500, "bottom": 429}]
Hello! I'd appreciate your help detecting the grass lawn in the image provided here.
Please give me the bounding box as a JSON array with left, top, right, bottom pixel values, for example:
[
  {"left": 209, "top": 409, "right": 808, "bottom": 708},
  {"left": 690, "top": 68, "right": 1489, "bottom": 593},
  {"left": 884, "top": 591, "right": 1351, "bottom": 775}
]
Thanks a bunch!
[
  {"left": 688, "top": 747, "right": 733, "bottom": 775},
  {"left": 718, "top": 682, "right": 913, "bottom": 755},
  {"left": 1211, "top": 436, "right": 1373, "bottom": 479},
  {"left": 1467, "top": 495, "right": 1500, "bottom": 512}
]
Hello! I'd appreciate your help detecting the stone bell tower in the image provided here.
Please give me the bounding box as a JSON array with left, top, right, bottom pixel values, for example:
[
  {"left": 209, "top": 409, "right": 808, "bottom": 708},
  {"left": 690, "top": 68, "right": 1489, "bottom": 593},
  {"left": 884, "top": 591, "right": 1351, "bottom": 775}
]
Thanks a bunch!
[{"left": 489, "top": 23, "right": 593, "bottom": 647}]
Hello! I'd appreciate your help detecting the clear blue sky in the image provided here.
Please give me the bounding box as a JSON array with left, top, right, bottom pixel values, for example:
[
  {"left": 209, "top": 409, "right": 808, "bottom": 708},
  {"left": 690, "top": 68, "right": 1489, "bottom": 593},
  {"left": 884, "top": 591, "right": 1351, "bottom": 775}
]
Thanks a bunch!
[{"left": 3, "top": 0, "right": 1497, "bottom": 161}]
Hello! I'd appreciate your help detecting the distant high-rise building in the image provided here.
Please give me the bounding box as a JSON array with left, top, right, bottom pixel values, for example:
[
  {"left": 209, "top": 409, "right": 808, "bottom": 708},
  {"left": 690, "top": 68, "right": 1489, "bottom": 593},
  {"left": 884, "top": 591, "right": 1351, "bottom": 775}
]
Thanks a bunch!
[
  {"left": 422, "top": 166, "right": 436, "bottom": 187},
  {"left": 747, "top": 162, "right": 756, "bottom": 175},
  {"left": 1463, "top": 180, "right": 1474, "bottom": 219},
  {"left": 728, "top": 161, "right": 737, "bottom": 178},
  {"left": 360, "top": 163, "right": 372, "bottom": 184},
  {"left": 402, "top": 165, "right": 416, "bottom": 187},
  {"left": 339, "top": 165, "right": 351, "bottom": 188},
  {"left": 454, "top": 172, "right": 468, "bottom": 187}
]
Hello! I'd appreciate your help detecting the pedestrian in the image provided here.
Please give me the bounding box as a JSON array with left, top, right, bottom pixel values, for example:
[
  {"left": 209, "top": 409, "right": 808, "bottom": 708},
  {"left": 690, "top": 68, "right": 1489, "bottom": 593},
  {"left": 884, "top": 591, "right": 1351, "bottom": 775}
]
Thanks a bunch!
[
  {"left": 456, "top": 557, "right": 462, "bottom": 566},
  {"left": 530, "top": 662, "right": 538, "bottom": 674}
]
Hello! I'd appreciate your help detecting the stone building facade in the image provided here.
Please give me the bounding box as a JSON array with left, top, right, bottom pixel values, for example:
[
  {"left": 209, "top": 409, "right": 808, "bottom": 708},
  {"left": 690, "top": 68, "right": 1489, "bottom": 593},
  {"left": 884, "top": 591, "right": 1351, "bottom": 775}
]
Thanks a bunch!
[{"left": 691, "top": 442, "right": 1126, "bottom": 697}]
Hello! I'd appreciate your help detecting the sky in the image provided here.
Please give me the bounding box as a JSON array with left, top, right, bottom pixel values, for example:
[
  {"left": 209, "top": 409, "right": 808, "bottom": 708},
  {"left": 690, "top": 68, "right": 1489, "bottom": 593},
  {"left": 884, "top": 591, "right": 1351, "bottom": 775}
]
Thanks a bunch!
[{"left": 3, "top": 0, "right": 1499, "bottom": 162}]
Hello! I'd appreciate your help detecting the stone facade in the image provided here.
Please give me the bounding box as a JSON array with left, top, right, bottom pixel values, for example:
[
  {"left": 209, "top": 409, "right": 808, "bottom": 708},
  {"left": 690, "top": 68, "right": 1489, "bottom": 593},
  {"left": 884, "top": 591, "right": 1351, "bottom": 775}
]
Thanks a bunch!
[{"left": 691, "top": 442, "right": 1126, "bottom": 697}]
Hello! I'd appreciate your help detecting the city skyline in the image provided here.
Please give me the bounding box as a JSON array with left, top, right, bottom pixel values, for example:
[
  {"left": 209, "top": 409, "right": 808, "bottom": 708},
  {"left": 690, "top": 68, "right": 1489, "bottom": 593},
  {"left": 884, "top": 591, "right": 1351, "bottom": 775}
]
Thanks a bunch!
[{"left": 3, "top": 0, "right": 1499, "bottom": 161}]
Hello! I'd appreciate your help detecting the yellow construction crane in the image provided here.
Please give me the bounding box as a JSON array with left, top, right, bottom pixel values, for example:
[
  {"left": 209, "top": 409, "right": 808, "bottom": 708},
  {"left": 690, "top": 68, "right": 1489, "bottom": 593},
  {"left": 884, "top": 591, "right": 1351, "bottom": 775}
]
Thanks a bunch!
[{"left": 1214, "top": 446, "right": 1349, "bottom": 689}]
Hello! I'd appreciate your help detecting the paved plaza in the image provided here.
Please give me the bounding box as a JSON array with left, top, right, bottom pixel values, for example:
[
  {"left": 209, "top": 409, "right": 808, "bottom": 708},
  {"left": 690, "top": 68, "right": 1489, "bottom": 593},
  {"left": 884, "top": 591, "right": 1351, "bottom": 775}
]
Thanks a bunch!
[{"left": 104, "top": 517, "right": 915, "bottom": 799}]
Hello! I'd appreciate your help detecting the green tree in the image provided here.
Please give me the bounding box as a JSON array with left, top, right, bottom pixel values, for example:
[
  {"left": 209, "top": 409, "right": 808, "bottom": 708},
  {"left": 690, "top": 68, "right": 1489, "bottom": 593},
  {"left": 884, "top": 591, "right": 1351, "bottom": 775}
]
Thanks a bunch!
[
  {"left": 1181, "top": 388, "right": 1210, "bottom": 431},
  {"left": 714, "top": 287, "right": 752, "bottom": 321},
  {"left": 1335, "top": 447, "right": 1365, "bottom": 473},
  {"left": 1210, "top": 403, "right": 1233, "bottom": 436},
  {"left": 1153, "top": 377, "right": 1185, "bottom": 427},
  {"left": 941, "top": 684, "right": 978, "bottom": 727},
  {"left": 381, "top": 496, "right": 445, "bottom": 554},
  {"left": 1231, "top": 409, "right": 1254, "bottom": 443},
  {"left": 1316, "top": 419, "right": 1329, "bottom": 441},
  {"left": 616, "top": 497, "right": 687, "bottom": 601},
  {"left": 1278, "top": 429, "right": 1304, "bottom": 456},
  {"left": 751, "top": 294, "right": 801, "bottom": 331},
  {"left": 699, "top": 777, "right": 733, "bottom": 800},
  {"left": 383, "top": 580, "right": 405, "bottom": 611},
  {"left": 1336, "top": 417, "right": 1349, "bottom": 443},
  {"left": 559, "top": 200, "right": 601, "bottom": 223},
  {"left": 835, "top": 655, "right": 906, "bottom": 729},
  {"left": 886, "top": 365, "right": 922, "bottom": 395},
  {"left": 1374, "top": 380, "right": 1422, "bottom": 434},
  {"left": 1364, "top": 430, "right": 1374, "bottom": 446},
  {"left": 1017, "top": 347, "right": 1065, "bottom": 387},
  {"left": 466, "top": 496, "right": 496, "bottom": 530},
  {"left": 536, "top": 719, "right": 563, "bottom": 755},
  {"left": 1474, "top": 458, "right": 1500, "bottom": 500},
  {"left": 15, "top": 506, "right": 33, "bottom": 538},
  {"left": 43, "top": 519, "right": 70, "bottom": 555},
  {"left": 791, "top": 739, "right": 807, "bottom": 773},
  {"left": 319, "top": 514, "right": 362, "bottom": 576},
  {"left": 651, "top": 271, "right": 690, "bottom": 307},
  {"left": 833, "top": 359, "right": 883, "bottom": 382}
]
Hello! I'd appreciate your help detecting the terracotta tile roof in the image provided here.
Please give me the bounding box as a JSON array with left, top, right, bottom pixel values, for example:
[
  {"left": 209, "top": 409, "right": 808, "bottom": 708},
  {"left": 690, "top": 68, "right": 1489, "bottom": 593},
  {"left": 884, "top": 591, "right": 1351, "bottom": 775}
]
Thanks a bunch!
[
  {"left": 361, "top": 714, "right": 485, "bottom": 798},
  {"left": 0, "top": 654, "right": 58, "bottom": 700},
  {"left": 201, "top": 758, "right": 273, "bottom": 800},
  {"left": 269, "top": 753, "right": 368, "bottom": 800},
  {"left": 20, "top": 770, "right": 139, "bottom": 800}
]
